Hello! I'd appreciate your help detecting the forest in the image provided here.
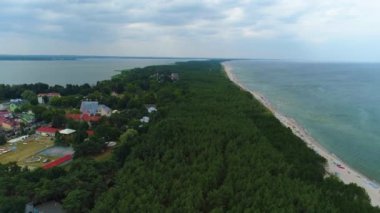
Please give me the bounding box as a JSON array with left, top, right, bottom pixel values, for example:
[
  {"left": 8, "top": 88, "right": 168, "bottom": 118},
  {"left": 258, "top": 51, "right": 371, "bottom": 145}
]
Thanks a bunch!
[{"left": 0, "top": 60, "right": 379, "bottom": 212}]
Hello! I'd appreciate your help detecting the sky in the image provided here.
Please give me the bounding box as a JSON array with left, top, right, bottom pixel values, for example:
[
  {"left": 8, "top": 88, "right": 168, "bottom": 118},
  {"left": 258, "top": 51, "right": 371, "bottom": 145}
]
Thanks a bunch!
[{"left": 1, "top": 0, "right": 380, "bottom": 61}]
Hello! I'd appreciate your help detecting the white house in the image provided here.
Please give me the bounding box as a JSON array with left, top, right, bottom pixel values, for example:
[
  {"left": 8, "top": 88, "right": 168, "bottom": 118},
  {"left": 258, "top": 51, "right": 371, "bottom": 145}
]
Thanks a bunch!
[
  {"left": 170, "top": 73, "right": 179, "bottom": 81},
  {"left": 8, "top": 135, "right": 28, "bottom": 144},
  {"left": 37, "top": 93, "right": 61, "bottom": 104},
  {"left": 80, "top": 101, "right": 112, "bottom": 117},
  {"left": 59, "top": 129, "right": 76, "bottom": 135},
  {"left": 145, "top": 104, "right": 157, "bottom": 114},
  {"left": 97, "top": 104, "right": 112, "bottom": 117},
  {"left": 140, "top": 116, "right": 150, "bottom": 123}
]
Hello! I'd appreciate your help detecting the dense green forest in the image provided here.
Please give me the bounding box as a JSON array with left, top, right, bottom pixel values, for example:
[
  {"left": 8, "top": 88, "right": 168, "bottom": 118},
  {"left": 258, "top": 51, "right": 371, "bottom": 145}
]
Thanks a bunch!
[
  {"left": 0, "top": 61, "right": 379, "bottom": 212},
  {"left": 92, "top": 61, "right": 378, "bottom": 212}
]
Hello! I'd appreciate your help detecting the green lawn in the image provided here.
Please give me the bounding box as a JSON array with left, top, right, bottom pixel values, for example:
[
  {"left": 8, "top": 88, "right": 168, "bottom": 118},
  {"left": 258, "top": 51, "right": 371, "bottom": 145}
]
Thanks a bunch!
[
  {"left": 0, "top": 136, "right": 54, "bottom": 167},
  {"left": 94, "top": 149, "right": 113, "bottom": 161}
]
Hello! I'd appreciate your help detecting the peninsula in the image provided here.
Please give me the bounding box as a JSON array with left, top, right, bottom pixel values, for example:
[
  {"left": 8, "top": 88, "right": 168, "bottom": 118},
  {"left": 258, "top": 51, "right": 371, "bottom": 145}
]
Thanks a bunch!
[{"left": 0, "top": 60, "right": 378, "bottom": 212}]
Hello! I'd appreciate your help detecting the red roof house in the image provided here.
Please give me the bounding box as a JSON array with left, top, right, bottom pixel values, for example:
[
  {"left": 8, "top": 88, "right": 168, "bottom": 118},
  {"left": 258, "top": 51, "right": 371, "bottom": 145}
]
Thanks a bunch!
[
  {"left": 0, "top": 117, "right": 19, "bottom": 130},
  {"left": 66, "top": 113, "right": 101, "bottom": 122},
  {"left": 0, "top": 111, "right": 11, "bottom": 118},
  {"left": 37, "top": 92, "right": 61, "bottom": 97},
  {"left": 36, "top": 127, "right": 59, "bottom": 136},
  {"left": 37, "top": 93, "right": 61, "bottom": 104},
  {"left": 86, "top": 130, "right": 95, "bottom": 136}
]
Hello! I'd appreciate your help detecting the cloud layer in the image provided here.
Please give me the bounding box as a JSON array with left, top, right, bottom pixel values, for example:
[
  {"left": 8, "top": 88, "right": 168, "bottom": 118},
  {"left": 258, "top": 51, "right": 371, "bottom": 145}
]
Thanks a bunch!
[{"left": 1, "top": 0, "right": 380, "bottom": 61}]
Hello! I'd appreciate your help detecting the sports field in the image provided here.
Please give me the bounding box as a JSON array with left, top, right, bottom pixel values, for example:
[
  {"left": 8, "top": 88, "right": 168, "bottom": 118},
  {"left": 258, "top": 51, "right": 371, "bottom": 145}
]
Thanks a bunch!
[{"left": 0, "top": 135, "right": 54, "bottom": 167}]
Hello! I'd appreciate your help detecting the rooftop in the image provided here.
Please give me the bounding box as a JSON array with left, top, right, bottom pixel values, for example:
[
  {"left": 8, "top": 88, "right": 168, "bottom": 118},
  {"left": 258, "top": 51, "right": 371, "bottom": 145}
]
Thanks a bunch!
[
  {"left": 86, "top": 130, "right": 95, "bottom": 136},
  {"left": 59, "top": 129, "right": 76, "bottom": 135},
  {"left": 140, "top": 116, "right": 150, "bottom": 123},
  {"left": 66, "top": 113, "right": 101, "bottom": 122},
  {"left": 36, "top": 127, "right": 59, "bottom": 134},
  {"left": 80, "top": 101, "right": 99, "bottom": 115},
  {"left": 38, "top": 92, "right": 61, "bottom": 97}
]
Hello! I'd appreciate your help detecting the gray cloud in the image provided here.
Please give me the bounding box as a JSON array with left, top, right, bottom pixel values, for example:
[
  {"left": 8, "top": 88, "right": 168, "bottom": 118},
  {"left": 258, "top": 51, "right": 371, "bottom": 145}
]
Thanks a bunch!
[{"left": 0, "top": 0, "right": 379, "bottom": 61}]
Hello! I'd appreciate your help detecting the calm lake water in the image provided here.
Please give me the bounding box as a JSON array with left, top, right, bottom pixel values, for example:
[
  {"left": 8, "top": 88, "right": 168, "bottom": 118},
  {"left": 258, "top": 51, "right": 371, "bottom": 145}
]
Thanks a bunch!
[
  {"left": 0, "top": 58, "right": 189, "bottom": 85},
  {"left": 225, "top": 60, "right": 380, "bottom": 182}
]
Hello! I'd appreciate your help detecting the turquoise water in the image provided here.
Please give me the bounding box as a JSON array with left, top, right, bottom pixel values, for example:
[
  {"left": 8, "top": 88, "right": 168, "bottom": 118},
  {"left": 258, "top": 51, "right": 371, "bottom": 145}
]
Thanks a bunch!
[
  {"left": 0, "top": 58, "right": 188, "bottom": 85},
  {"left": 225, "top": 60, "right": 380, "bottom": 182}
]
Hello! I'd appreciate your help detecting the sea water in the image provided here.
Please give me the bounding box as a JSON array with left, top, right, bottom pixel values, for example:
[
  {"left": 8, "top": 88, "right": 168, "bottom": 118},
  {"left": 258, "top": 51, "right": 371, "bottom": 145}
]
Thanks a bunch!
[
  {"left": 0, "top": 57, "right": 190, "bottom": 85},
  {"left": 225, "top": 60, "right": 380, "bottom": 182}
]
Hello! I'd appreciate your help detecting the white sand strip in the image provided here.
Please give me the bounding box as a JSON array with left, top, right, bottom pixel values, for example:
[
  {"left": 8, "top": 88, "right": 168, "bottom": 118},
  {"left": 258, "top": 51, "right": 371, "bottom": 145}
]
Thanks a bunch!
[{"left": 222, "top": 62, "right": 380, "bottom": 207}]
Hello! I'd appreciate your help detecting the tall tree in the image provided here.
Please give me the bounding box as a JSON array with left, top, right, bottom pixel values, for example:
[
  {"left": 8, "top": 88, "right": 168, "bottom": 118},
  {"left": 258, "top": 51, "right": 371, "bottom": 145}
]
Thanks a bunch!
[
  {"left": 0, "top": 134, "right": 6, "bottom": 145},
  {"left": 21, "top": 90, "right": 38, "bottom": 105}
]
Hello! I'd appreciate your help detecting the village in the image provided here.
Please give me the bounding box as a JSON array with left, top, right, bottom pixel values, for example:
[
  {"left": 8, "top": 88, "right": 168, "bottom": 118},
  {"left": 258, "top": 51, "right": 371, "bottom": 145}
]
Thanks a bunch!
[
  {"left": 0, "top": 91, "right": 158, "bottom": 170},
  {"left": 0, "top": 69, "right": 180, "bottom": 213}
]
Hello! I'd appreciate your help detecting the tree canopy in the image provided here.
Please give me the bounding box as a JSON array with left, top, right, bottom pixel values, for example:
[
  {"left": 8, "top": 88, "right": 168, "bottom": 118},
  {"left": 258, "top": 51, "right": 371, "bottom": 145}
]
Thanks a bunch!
[
  {"left": 92, "top": 61, "right": 379, "bottom": 212},
  {"left": 0, "top": 61, "right": 378, "bottom": 212}
]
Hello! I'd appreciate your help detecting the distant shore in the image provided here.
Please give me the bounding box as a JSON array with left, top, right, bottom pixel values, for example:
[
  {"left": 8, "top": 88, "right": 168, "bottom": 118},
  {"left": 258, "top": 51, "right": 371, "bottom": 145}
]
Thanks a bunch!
[{"left": 222, "top": 62, "right": 380, "bottom": 207}]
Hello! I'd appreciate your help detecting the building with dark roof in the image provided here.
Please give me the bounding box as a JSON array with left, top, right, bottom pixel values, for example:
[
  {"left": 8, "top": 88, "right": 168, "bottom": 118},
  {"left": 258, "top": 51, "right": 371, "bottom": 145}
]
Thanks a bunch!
[
  {"left": 80, "top": 101, "right": 99, "bottom": 115},
  {"left": 25, "top": 201, "right": 65, "bottom": 213}
]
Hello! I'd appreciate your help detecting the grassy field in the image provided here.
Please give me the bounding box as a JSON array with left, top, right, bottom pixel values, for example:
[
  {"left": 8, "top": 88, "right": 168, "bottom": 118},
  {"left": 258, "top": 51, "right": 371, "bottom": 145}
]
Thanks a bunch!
[
  {"left": 94, "top": 149, "right": 113, "bottom": 161},
  {"left": 0, "top": 135, "right": 54, "bottom": 167}
]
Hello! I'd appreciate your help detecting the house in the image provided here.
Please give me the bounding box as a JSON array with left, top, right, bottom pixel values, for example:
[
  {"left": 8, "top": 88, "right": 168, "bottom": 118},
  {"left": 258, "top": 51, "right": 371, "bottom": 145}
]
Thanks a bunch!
[
  {"left": 97, "top": 104, "right": 112, "bottom": 117},
  {"left": 25, "top": 201, "right": 65, "bottom": 213},
  {"left": 9, "top": 99, "right": 25, "bottom": 112},
  {"left": 145, "top": 104, "right": 157, "bottom": 113},
  {"left": 37, "top": 92, "right": 61, "bottom": 104},
  {"left": 10, "top": 99, "right": 23, "bottom": 104},
  {"left": 9, "top": 103, "right": 20, "bottom": 112},
  {"left": 59, "top": 129, "right": 76, "bottom": 135},
  {"left": 79, "top": 101, "right": 112, "bottom": 117},
  {"left": 36, "top": 127, "right": 59, "bottom": 137},
  {"left": 19, "top": 112, "right": 35, "bottom": 124},
  {"left": 80, "top": 101, "right": 99, "bottom": 115},
  {"left": 106, "top": 141, "right": 117, "bottom": 147},
  {"left": 86, "top": 130, "right": 95, "bottom": 136},
  {"left": 8, "top": 135, "right": 28, "bottom": 144},
  {"left": 140, "top": 116, "right": 150, "bottom": 123},
  {"left": 2, "top": 120, "right": 17, "bottom": 130},
  {"left": 0, "top": 104, "right": 7, "bottom": 111},
  {"left": 0, "top": 117, "right": 19, "bottom": 131},
  {"left": 59, "top": 129, "right": 76, "bottom": 142},
  {"left": 0, "top": 110, "right": 11, "bottom": 118},
  {"left": 111, "top": 92, "right": 121, "bottom": 97},
  {"left": 0, "top": 110, "right": 18, "bottom": 131},
  {"left": 170, "top": 73, "right": 179, "bottom": 81},
  {"left": 66, "top": 113, "right": 101, "bottom": 122}
]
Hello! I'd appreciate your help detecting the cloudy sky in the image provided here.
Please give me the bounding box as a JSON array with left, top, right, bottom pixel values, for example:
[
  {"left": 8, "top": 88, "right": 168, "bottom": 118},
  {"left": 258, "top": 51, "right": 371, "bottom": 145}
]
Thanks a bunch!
[{"left": 1, "top": 0, "right": 380, "bottom": 61}]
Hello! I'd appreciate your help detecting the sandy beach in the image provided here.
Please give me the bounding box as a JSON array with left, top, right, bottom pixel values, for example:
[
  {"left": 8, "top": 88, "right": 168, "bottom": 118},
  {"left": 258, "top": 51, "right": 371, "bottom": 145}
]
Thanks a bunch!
[{"left": 222, "top": 62, "right": 380, "bottom": 207}]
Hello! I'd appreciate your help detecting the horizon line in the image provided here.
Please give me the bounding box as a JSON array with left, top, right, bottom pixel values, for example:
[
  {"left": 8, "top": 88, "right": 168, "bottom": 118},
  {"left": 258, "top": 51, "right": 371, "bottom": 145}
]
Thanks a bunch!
[{"left": 0, "top": 54, "right": 379, "bottom": 63}]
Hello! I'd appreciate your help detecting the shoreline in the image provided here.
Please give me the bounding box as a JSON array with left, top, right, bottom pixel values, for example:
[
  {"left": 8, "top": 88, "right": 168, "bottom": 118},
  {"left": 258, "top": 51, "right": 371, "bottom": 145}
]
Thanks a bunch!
[{"left": 222, "top": 62, "right": 380, "bottom": 207}]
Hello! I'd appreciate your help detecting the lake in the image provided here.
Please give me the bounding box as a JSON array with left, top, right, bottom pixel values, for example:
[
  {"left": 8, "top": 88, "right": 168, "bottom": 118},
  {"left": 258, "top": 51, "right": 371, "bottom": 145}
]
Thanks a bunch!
[{"left": 0, "top": 57, "right": 191, "bottom": 85}]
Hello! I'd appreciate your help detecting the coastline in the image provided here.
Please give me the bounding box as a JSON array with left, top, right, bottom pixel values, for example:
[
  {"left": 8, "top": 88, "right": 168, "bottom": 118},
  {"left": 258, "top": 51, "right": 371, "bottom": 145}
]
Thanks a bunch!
[{"left": 222, "top": 62, "right": 380, "bottom": 207}]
